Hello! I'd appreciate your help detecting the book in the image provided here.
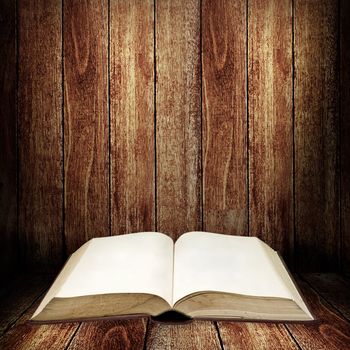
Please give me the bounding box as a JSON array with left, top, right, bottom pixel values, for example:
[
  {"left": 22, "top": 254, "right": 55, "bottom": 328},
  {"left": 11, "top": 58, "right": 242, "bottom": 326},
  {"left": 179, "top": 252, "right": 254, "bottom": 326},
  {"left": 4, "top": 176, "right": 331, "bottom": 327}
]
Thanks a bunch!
[{"left": 31, "top": 231, "right": 314, "bottom": 322}]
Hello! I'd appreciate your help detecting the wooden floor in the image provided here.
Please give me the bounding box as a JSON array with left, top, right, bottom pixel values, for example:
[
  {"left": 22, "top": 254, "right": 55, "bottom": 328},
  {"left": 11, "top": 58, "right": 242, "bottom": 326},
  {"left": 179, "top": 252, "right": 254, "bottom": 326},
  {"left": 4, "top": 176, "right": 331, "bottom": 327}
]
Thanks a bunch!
[{"left": 0, "top": 274, "right": 349, "bottom": 349}]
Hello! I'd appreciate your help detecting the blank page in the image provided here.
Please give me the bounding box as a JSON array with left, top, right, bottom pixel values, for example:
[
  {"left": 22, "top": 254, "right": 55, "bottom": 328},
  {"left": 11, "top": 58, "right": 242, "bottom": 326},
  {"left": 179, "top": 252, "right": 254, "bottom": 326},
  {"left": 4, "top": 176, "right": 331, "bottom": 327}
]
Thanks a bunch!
[
  {"left": 33, "top": 232, "right": 174, "bottom": 318},
  {"left": 173, "top": 232, "right": 292, "bottom": 304},
  {"left": 57, "top": 233, "right": 174, "bottom": 303}
]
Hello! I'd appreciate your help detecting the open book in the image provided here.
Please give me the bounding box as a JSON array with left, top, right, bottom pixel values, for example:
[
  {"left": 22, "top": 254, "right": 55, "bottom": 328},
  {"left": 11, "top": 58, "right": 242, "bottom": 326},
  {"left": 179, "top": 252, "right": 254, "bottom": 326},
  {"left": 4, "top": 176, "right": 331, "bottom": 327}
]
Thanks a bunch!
[{"left": 31, "top": 232, "right": 314, "bottom": 322}]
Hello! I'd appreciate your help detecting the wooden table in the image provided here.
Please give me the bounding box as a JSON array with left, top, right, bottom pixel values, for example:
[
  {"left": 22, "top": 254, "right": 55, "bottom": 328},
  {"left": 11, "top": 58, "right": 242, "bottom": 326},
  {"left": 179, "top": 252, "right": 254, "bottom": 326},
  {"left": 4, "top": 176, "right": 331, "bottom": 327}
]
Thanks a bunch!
[{"left": 0, "top": 274, "right": 349, "bottom": 349}]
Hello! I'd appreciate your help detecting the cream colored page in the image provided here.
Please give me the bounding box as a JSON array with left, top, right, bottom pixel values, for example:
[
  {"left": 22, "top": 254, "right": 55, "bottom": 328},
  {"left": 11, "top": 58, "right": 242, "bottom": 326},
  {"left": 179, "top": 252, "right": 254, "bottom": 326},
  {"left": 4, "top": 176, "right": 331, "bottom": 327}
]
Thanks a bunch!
[
  {"left": 57, "top": 233, "right": 174, "bottom": 304},
  {"left": 173, "top": 232, "right": 293, "bottom": 304},
  {"left": 33, "top": 232, "right": 174, "bottom": 318}
]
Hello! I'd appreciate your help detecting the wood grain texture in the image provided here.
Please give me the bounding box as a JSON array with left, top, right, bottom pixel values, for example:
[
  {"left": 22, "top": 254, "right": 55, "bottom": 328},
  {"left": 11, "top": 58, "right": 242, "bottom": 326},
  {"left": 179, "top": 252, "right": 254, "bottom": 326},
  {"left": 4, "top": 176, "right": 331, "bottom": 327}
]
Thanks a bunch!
[
  {"left": 0, "top": 274, "right": 52, "bottom": 336},
  {"left": 302, "top": 273, "right": 350, "bottom": 320},
  {"left": 1, "top": 274, "right": 350, "bottom": 349},
  {"left": 0, "top": 303, "right": 78, "bottom": 350},
  {"left": 110, "top": 0, "right": 155, "bottom": 235},
  {"left": 146, "top": 320, "right": 221, "bottom": 350},
  {"left": 18, "top": 0, "right": 63, "bottom": 269},
  {"left": 294, "top": 0, "right": 339, "bottom": 271},
  {"left": 0, "top": 274, "right": 79, "bottom": 350},
  {"left": 156, "top": 0, "right": 201, "bottom": 239},
  {"left": 67, "top": 319, "right": 147, "bottom": 350},
  {"left": 341, "top": 0, "right": 350, "bottom": 274},
  {"left": 64, "top": 0, "right": 109, "bottom": 254},
  {"left": 287, "top": 277, "right": 350, "bottom": 349},
  {"left": 248, "top": 0, "right": 293, "bottom": 262},
  {"left": 0, "top": 0, "right": 17, "bottom": 280},
  {"left": 217, "top": 322, "right": 298, "bottom": 350},
  {"left": 6, "top": 0, "right": 345, "bottom": 273},
  {"left": 202, "top": 0, "right": 247, "bottom": 235}
]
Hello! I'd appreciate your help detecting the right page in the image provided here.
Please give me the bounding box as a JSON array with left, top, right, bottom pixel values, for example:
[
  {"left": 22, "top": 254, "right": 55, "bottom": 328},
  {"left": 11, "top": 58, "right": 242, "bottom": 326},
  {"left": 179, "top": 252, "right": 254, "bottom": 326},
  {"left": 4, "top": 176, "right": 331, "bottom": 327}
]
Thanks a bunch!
[{"left": 173, "top": 231, "right": 311, "bottom": 318}]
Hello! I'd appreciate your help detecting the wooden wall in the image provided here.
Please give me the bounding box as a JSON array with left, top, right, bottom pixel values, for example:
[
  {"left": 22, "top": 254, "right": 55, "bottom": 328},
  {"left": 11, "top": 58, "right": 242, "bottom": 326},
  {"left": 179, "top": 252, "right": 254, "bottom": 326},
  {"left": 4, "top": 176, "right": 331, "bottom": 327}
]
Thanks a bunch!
[{"left": 0, "top": 0, "right": 349, "bottom": 276}]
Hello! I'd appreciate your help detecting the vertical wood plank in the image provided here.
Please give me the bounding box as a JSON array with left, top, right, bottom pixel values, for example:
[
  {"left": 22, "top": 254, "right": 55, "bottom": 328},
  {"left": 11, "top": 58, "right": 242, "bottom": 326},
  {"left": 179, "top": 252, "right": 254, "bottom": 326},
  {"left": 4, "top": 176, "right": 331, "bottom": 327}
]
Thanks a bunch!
[
  {"left": 154, "top": 4, "right": 219, "bottom": 345},
  {"left": 110, "top": 0, "right": 155, "bottom": 235},
  {"left": 146, "top": 320, "right": 221, "bottom": 350},
  {"left": 248, "top": 0, "right": 293, "bottom": 261},
  {"left": 217, "top": 322, "right": 298, "bottom": 349},
  {"left": 64, "top": 0, "right": 109, "bottom": 254},
  {"left": 341, "top": 0, "right": 350, "bottom": 273},
  {"left": 18, "top": 0, "right": 63, "bottom": 269},
  {"left": 0, "top": 0, "right": 17, "bottom": 279},
  {"left": 156, "top": 0, "right": 201, "bottom": 239},
  {"left": 295, "top": 0, "right": 339, "bottom": 271},
  {"left": 67, "top": 319, "right": 147, "bottom": 350},
  {"left": 202, "top": 0, "right": 247, "bottom": 235}
]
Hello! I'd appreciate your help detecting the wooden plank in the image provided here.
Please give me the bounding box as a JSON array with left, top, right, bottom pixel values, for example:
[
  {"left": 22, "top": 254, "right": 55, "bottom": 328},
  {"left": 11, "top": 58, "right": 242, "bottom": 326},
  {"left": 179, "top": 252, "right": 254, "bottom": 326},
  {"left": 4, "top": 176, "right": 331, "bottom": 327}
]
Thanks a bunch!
[
  {"left": 0, "top": 297, "right": 79, "bottom": 350},
  {"left": 156, "top": 0, "right": 201, "bottom": 239},
  {"left": 341, "top": 0, "right": 350, "bottom": 274},
  {"left": 294, "top": 0, "right": 339, "bottom": 271},
  {"left": 64, "top": 0, "right": 109, "bottom": 254},
  {"left": 217, "top": 322, "right": 298, "bottom": 349},
  {"left": 146, "top": 320, "right": 221, "bottom": 350},
  {"left": 302, "top": 273, "right": 350, "bottom": 320},
  {"left": 0, "top": 0, "right": 17, "bottom": 280},
  {"left": 287, "top": 277, "right": 350, "bottom": 349},
  {"left": 154, "top": 5, "right": 214, "bottom": 344},
  {"left": 18, "top": 0, "right": 63, "bottom": 270},
  {"left": 202, "top": 0, "right": 247, "bottom": 235},
  {"left": 67, "top": 319, "right": 147, "bottom": 350},
  {"left": 248, "top": 0, "right": 293, "bottom": 263},
  {"left": 0, "top": 274, "right": 52, "bottom": 335},
  {"left": 110, "top": 0, "right": 155, "bottom": 235}
]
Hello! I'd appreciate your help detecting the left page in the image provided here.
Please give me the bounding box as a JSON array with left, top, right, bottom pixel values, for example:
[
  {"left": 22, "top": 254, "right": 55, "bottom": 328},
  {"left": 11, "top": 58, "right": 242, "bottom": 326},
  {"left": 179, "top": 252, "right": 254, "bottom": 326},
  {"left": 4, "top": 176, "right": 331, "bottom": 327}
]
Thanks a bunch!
[{"left": 32, "top": 232, "right": 174, "bottom": 318}]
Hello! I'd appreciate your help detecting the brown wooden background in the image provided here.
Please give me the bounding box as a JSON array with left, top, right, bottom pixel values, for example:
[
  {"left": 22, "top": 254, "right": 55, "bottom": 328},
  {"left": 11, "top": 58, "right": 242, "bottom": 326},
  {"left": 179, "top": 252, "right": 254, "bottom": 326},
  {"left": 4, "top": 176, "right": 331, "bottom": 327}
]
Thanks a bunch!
[{"left": 1, "top": 0, "right": 349, "bottom": 278}]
